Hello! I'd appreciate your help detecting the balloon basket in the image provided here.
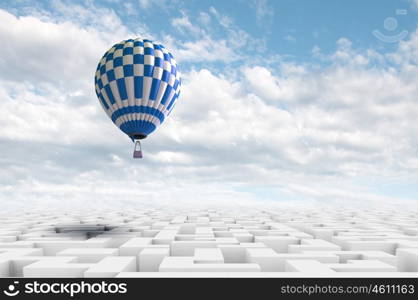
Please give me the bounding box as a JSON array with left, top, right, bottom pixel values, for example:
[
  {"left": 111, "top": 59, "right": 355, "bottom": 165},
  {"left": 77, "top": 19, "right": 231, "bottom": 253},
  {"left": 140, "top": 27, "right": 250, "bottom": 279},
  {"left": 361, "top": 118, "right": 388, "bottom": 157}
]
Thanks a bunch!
[{"left": 133, "top": 140, "right": 143, "bottom": 159}]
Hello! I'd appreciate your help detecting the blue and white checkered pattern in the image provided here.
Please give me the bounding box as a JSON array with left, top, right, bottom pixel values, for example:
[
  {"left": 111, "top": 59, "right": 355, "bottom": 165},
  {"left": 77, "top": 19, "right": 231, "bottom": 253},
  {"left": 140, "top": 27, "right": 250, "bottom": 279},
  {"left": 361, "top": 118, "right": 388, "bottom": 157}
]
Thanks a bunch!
[{"left": 94, "top": 38, "right": 181, "bottom": 139}]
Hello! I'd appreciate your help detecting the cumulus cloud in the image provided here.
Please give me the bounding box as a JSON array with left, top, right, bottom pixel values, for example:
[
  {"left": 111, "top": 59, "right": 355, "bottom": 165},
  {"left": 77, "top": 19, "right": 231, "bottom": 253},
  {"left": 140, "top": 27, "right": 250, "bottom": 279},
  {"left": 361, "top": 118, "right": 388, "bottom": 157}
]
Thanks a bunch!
[
  {"left": 0, "top": 11, "right": 103, "bottom": 91},
  {"left": 243, "top": 66, "right": 282, "bottom": 101}
]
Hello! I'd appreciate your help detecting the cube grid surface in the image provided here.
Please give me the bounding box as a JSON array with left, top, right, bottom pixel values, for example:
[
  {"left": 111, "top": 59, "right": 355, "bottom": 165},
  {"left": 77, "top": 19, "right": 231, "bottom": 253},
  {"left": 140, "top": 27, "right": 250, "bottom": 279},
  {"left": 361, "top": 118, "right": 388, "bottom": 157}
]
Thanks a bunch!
[{"left": 1, "top": 205, "right": 418, "bottom": 277}]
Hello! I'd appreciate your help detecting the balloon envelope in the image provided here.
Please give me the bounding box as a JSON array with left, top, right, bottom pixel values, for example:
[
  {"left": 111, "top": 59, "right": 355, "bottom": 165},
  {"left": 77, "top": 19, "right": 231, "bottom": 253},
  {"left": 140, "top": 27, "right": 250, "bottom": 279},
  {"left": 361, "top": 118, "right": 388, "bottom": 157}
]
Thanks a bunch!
[{"left": 94, "top": 38, "right": 181, "bottom": 140}]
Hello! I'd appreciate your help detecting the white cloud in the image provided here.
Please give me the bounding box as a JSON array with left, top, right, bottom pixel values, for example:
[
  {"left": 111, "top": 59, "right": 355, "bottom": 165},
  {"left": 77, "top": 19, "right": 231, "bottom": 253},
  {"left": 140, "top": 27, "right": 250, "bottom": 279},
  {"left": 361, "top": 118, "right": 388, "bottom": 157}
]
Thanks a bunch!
[
  {"left": 198, "top": 12, "right": 211, "bottom": 26},
  {"left": 168, "top": 36, "right": 238, "bottom": 62},
  {"left": 284, "top": 35, "right": 296, "bottom": 42},
  {"left": 161, "top": 7, "right": 270, "bottom": 64},
  {"left": 138, "top": 0, "right": 150, "bottom": 9},
  {"left": 171, "top": 13, "right": 205, "bottom": 37},
  {"left": 208, "top": 6, "right": 253, "bottom": 49},
  {"left": 166, "top": 9, "right": 258, "bottom": 63},
  {"left": 388, "top": 29, "right": 418, "bottom": 65},
  {"left": 208, "top": 7, "right": 232, "bottom": 28},
  {"left": 137, "top": 0, "right": 172, "bottom": 12},
  {"left": 243, "top": 66, "right": 282, "bottom": 101},
  {"left": 0, "top": 8, "right": 130, "bottom": 90},
  {"left": 251, "top": 0, "right": 274, "bottom": 25}
]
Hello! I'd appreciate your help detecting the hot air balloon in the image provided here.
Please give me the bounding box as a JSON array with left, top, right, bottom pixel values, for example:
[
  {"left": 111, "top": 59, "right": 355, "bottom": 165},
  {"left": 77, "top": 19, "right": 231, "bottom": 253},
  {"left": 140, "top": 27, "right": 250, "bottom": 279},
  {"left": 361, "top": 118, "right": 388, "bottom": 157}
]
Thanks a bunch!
[{"left": 94, "top": 38, "right": 181, "bottom": 158}]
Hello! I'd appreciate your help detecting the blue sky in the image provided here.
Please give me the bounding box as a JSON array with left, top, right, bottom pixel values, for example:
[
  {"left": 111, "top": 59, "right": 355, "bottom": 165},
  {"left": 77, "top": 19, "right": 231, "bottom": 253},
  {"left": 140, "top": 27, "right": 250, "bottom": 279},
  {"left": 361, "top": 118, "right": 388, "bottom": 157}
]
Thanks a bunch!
[
  {"left": 0, "top": 0, "right": 417, "bottom": 209},
  {"left": 4, "top": 0, "right": 417, "bottom": 67}
]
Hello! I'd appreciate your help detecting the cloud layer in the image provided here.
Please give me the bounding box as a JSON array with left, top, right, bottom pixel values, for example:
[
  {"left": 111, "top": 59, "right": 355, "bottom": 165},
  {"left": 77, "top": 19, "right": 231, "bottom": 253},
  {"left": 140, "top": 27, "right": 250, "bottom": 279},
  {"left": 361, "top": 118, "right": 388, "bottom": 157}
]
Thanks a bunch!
[{"left": 0, "top": 2, "right": 417, "bottom": 210}]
